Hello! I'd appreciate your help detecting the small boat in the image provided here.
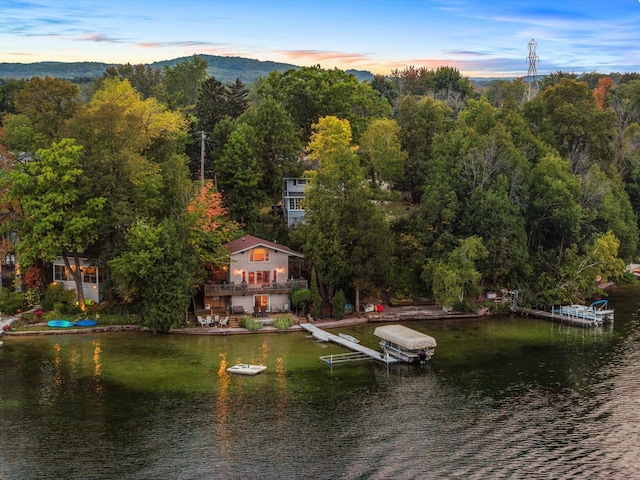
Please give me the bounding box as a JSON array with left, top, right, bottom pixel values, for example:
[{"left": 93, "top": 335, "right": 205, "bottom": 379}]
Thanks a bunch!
[
  {"left": 75, "top": 319, "right": 97, "bottom": 327},
  {"left": 226, "top": 364, "right": 267, "bottom": 375},
  {"left": 374, "top": 324, "right": 437, "bottom": 364},
  {"left": 338, "top": 333, "right": 360, "bottom": 344},
  {"left": 48, "top": 319, "right": 75, "bottom": 328}
]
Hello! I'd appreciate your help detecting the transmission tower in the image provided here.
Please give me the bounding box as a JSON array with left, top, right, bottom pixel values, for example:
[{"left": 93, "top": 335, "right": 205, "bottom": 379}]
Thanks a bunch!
[{"left": 524, "top": 38, "right": 539, "bottom": 101}]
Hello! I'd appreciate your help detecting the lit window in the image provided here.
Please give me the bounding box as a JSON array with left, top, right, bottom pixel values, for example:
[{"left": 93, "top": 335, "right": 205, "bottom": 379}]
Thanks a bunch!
[
  {"left": 249, "top": 248, "right": 269, "bottom": 262},
  {"left": 82, "top": 267, "right": 97, "bottom": 284},
  {"left": 54, "top": 264, "right": 68, "bottom": 281}
]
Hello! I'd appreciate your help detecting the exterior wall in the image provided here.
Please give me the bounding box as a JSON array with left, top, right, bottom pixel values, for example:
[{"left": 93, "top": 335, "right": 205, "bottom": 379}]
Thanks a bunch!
[
  {"left": 230, "top": 293, "right": 290, "bottom": 316},
  {"left": 52, "top": 257, "right": 101, "bottom": 304},
  {"left": 229, "top": 249, "right": 290, "bottom": 285}
]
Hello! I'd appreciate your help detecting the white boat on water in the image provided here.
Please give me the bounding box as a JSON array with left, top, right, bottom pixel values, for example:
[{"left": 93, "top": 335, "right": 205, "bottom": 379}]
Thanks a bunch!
[
  {"left": 374, "top": 325, "right": 436, "bottom": 364},
  {"left": 556, "top": 300, "right": 614, "bottom": 324},
  {"left": 226, "top": 364, "right": 267, "bottom": 375}
]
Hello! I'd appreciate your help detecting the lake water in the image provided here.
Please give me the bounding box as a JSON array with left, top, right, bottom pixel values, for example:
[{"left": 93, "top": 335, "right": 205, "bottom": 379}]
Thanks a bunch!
[{"left": 1, "top": 286, "right": 639, "bottom": 479}]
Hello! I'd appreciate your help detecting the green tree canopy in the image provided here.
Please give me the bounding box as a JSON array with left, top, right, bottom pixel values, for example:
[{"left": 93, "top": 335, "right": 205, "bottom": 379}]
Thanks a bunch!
[{"left": 6, "top": 139, "right": 106, "bottom": 308}]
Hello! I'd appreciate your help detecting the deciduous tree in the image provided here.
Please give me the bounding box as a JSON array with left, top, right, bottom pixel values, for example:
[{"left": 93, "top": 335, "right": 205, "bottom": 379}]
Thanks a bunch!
[{"left": 7, "top": 139, "right": 106, "bottom": 309}]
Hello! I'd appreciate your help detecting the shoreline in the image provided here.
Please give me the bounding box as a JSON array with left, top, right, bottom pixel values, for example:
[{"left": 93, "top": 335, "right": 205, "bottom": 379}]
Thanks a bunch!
[{"left": 1, "top": 305, "right": 489, "bottom": 337}]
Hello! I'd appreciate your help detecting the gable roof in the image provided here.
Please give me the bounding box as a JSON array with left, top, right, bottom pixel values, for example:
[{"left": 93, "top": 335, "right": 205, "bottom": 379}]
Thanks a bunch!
[{"left": 225, "top": 235, "right": 303, "bottom": 258}]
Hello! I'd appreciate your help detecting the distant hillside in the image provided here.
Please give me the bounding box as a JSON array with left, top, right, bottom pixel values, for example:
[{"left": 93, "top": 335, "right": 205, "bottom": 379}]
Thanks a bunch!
[{"left": 0, "top": 54, "right": 374, "bottom": 84}]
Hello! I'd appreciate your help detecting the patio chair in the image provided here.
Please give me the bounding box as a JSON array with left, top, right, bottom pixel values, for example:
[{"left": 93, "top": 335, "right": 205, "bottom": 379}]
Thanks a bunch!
[
  {"left": 205, "top": 315, "right": 213, "bottom": 327},
  {"left": 197, "top": 316, "right": 207, "bottom": 327},
  {"left": 219, "top": 315, "right": 229, "bottom": 327}
]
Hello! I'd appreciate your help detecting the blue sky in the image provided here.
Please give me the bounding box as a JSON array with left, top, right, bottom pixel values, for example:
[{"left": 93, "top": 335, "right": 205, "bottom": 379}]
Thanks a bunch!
[{"left": 1, "top": 0, "right": 639, "bottom": 77}]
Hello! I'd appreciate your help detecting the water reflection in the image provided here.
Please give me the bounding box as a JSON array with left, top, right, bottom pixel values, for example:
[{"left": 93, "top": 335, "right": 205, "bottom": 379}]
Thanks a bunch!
[{"left": 1, "top": 286, "right": 639, "bottom": 479}]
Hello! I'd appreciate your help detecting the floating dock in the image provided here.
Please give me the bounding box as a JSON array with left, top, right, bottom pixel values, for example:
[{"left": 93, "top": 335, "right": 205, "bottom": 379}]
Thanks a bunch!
[
  {"left": 514, "top": 307, "right": 607, "bottom": 327},
  {"left": 300, "top": 323, "right": 398, "bottom": 364}
]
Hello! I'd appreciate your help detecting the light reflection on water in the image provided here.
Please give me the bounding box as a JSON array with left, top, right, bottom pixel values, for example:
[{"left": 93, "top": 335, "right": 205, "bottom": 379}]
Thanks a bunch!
[{"left": 1, "top": 287, "right": 639, "bottom": 479}]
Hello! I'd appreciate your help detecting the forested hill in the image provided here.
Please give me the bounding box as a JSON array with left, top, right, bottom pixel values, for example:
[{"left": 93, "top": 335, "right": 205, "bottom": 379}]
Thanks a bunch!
[{"left": 0, "top": 54, "right": 374, "bottom": 83}]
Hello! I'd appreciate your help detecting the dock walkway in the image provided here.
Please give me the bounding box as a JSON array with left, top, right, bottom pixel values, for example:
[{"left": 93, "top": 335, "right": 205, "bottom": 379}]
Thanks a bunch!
[
  {"left": 300, "top": 323, "right": 398, "bottom": 364},
  {"left": 514, "top": 307, "right": 602, "bottom": 327}
]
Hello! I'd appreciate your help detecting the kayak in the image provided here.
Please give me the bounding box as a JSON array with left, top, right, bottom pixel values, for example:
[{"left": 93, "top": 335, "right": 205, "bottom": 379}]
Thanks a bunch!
[
  {"left": 48, "top": 320, "right": 74, "bottom": 328},
  {"left": 75, "top": 319, "right": 97, "bottom": 327}
]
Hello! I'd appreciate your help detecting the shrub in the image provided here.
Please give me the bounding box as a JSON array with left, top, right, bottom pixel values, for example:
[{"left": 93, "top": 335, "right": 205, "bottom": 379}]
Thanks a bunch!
[
  {"left": 332, "top": 289, "right": 346, "bottom": 319},
  {"left": 273, "top": 314, "right": 294, "bottom": 330},
  {"left": 290, "top": 288, "right": 310, "bottom": 314},
  {"left": 0, "top": 288, "right": 28, "bottom": 315},
  {"left": 41, "top": 283, "right": 76, "bottom": 311},
  {"left": 239, "top": 316, "right": 262, "bottom": 332}
]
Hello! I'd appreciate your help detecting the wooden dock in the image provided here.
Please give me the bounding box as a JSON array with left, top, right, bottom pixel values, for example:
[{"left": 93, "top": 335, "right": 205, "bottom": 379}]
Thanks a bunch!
[
  {"left": 514, "top": 307, "right": 602, "bottom": 327},
  {"left": 300, "top": 323, "right": 398, "bottom": 364}
]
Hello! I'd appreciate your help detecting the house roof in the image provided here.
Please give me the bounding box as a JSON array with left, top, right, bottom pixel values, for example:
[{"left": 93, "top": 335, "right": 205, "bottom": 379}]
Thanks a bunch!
[{"left": 225, "top": 235, "right": 303, "bottom": 258}]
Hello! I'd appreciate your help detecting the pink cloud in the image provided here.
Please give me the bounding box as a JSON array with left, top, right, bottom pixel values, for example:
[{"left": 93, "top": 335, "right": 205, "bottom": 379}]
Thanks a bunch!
[
  {"left": 278, "top": 50, "right": 370, "bottom": 65},
  {"left": 75, "top": 33, "right": 120, "bottom": 43}
]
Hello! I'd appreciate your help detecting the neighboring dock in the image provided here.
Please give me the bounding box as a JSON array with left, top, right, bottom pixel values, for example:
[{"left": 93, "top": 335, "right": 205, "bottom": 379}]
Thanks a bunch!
[
  {"left": 300, "top": 323, "right": 399, "bottom": 365},
  {"left": 514, "top": 307, "right": 604, "bottom": 327}
]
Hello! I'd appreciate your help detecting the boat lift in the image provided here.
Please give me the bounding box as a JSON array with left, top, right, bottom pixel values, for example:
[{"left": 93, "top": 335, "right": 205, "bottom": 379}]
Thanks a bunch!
[{"left": 301, "top": 323, "right": 398, "bottom": 365}]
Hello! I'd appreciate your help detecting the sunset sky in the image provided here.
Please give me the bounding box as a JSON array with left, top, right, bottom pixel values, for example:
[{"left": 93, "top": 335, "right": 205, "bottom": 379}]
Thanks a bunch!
[{"left": 1, "top": 0, "right": 639, "bottom": 77}]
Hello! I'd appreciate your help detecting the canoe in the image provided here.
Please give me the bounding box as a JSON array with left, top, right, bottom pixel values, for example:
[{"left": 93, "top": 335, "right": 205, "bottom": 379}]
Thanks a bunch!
[
  {"left": 338, "top": 333, "right": 360, "bottom": 343},
  {"left": 48, "top": 320, "right": 74, "bottom": 328},
  {"left": 226, "top": 364, "right": 267, "bottom": 375},
  {"left": 75, "top": 319, "right": 97, "bottom": 327}
]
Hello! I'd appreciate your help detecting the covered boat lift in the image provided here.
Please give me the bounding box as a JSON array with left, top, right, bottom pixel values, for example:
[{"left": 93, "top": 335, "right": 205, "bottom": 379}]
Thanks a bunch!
[{"left": 374, "top": 324, "right": 437, "bottom": 364}]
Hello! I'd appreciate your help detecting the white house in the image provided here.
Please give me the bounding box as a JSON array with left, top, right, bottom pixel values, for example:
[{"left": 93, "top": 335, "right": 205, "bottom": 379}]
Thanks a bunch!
[
  {"left": 282, "top": 177, "right": 307, "bottom": 227},
  {"left": 203, "top": 235, "right": 306, "bottom": 316},
  {"left": 52, "top": 257, "right": 101, "bottom": 304}
]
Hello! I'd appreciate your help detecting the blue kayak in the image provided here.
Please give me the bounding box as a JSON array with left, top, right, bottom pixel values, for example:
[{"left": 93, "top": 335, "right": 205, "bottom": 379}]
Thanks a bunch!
[
  {"left": 75, "top": 319, "right": 97, "bottom": 327},
  {"left": 48, "top": 320, "right": 74, "bottom": 328}
]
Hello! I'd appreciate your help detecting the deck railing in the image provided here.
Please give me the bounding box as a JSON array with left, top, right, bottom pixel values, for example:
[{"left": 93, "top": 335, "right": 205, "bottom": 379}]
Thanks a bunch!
[{"left": 204, "top": 279, "right": 308, "bottom": 296}]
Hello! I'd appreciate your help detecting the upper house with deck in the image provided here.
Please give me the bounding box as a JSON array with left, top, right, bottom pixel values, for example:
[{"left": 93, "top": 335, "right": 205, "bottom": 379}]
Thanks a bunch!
[
  {"left": 283, "top": 177, "right": 307, "bottom": 227},
  {"left": 203, "top": 235, "right": 306, "bottom": 316}
]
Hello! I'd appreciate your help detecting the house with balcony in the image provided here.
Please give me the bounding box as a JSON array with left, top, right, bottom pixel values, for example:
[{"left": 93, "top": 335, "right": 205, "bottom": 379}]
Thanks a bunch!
[
  {"left": 52, "top": 257, "right": 102, "bottom": 304},
  {"left": 203, "top": 235, "right": 306, "bottom": 317},
  {"left": 283, "top": 177, "right": 307, "bottom": 227}
]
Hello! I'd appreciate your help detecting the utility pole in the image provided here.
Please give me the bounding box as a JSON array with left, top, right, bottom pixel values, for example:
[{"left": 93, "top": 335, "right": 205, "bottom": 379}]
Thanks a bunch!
[{"left": 196, "top": 130, "right": 207, "bottom": 185}]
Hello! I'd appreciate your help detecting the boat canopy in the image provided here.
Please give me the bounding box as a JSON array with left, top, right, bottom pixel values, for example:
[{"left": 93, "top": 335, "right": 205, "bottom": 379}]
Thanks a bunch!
[{"left": 374, "top": 325, "right": 437, "bottom": 350}]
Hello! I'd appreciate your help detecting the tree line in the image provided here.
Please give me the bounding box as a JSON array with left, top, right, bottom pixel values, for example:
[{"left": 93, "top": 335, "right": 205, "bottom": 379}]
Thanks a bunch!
[{"left": 1, "top": 55, "right": 639, "bottom": 331}]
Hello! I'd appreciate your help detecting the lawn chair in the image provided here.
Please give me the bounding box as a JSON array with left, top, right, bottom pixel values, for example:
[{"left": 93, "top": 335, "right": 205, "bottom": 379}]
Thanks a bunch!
[
  {"left": 205, "top": 315, "right": 213, "bottom": 327},
  {"left": 197, "top": 316, "right": 207, "bottom": 327},
  {"left": 219, "top": 315, "right": 229, "bottom": 327}
]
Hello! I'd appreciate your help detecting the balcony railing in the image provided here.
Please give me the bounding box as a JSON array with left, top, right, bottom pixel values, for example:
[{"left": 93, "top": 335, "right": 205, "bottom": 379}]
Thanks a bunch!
[{"left": 204, "top": 279, "right": 308, "bottom": 296}]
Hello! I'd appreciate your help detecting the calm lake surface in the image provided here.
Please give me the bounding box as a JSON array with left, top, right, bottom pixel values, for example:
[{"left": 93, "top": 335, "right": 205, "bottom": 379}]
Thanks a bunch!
[{"left": 1, "top": 286, "right": 639, "bottom": 479}]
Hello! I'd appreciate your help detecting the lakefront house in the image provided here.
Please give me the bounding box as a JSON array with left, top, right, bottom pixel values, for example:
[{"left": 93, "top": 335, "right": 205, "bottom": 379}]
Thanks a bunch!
[{"left": 203, "top": 235, "right": 306, "bottom": 317}]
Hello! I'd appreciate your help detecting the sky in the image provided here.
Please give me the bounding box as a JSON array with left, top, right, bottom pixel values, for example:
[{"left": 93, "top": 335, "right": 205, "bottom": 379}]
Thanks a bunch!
[{"left": 1, "top": 0, "right": 639, "bottom": 78}]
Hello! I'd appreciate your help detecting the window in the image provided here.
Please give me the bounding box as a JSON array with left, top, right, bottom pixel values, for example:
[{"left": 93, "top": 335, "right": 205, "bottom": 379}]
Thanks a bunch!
[
  {"left": 288, "top": 198, "right": 304, "bottom": 211},
  {"left": 248, "top": 271, "right": 271, "bottom": 286},
  {"left": 249, "top": 248, "right": 269, "bottom": 262},
  {"left": 82, "top": 267, "right": 97, "bottom": 284},
  {"left": 54, "top": 264, "right": 68, "bottom": 281},
  {"left": 254, "top": 294, "right": 269, "bottom": 308}
]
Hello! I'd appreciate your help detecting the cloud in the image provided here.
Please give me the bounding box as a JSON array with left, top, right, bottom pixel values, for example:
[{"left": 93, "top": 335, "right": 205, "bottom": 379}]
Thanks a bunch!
[
  {"left": 278, "top": 50, "right": 371, "bottom": 65},
  {"left": 76, "top": 33, "right": 122, "bottom": 43}
]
